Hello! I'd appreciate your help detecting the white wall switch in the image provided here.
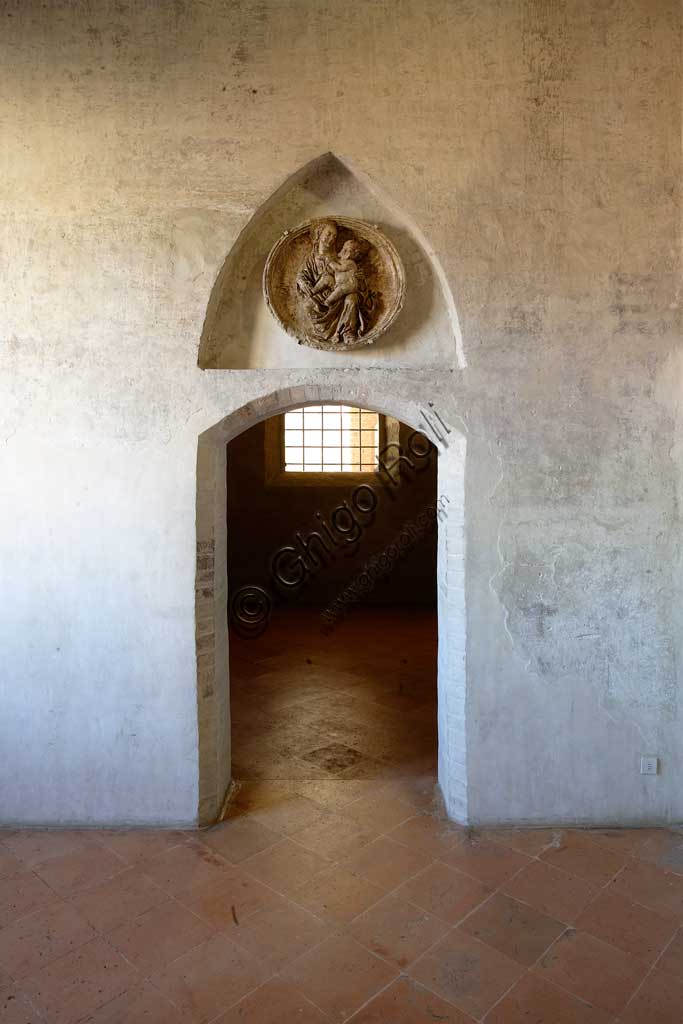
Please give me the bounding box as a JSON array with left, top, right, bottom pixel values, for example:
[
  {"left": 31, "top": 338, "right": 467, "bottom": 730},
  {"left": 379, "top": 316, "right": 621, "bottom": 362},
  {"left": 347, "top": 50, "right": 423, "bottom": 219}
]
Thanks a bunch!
[{"left": 640, "top": 756, "right": 659, "bottom": 776}]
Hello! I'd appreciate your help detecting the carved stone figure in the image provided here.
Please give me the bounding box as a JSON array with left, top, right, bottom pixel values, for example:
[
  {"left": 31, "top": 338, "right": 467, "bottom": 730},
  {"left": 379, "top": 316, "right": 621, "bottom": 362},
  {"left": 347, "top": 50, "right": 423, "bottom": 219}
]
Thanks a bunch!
[{"left": 263, "top": 217, "right": 405, "bottom": 352}]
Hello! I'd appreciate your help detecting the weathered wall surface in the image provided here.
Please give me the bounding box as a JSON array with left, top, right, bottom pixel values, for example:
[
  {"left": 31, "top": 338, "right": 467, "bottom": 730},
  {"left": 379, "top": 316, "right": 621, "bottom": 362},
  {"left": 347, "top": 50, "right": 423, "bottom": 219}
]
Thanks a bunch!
[{"left": 0, "top": 0, "right": 681, "bottom": 825}]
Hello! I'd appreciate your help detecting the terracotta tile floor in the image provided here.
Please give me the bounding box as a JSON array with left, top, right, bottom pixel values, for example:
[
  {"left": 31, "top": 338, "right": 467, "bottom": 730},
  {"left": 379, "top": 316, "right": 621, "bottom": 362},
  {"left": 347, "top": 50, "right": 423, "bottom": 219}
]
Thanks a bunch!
[{"left": 1, "top": 608, "right": 682, "bottom": 1021}]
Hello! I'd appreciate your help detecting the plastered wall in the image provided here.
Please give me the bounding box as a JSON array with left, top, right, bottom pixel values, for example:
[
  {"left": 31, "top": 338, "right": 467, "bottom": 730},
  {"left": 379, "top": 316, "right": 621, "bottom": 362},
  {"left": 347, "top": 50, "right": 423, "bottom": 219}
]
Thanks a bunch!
[{"left": 1, "top": 0, "right": 681, "bottom": 826}]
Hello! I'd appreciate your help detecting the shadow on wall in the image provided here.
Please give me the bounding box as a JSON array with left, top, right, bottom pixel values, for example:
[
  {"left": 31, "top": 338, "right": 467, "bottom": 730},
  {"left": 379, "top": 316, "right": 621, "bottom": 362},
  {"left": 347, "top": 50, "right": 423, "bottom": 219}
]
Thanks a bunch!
[{"left": 198, "top": 152, "right": 464, "bottom": 370}]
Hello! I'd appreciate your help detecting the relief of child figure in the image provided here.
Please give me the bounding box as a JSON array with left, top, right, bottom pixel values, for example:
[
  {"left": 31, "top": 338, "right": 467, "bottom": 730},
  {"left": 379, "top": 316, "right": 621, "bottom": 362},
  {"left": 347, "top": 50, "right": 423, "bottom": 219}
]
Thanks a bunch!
[{"left": 298, "top": 228, "right": 373, "bottom": 345}]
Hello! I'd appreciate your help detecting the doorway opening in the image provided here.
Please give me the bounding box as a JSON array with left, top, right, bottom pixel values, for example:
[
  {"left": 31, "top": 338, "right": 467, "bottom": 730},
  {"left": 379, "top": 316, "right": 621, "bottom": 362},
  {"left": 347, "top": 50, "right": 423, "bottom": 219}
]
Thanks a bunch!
[
  {"left": 226, "top": 405, "right": 440, "bottom": 817},
  {"left": 194, "top": 386, "right": 466, "bottom": 826}
]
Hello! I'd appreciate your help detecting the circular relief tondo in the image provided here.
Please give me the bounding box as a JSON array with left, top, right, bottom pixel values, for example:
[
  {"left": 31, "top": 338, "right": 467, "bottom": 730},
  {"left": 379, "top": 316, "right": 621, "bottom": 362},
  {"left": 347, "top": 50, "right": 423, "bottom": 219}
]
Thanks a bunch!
[{"left": 263, "top": 217, "right": 405, "bottom": 352}]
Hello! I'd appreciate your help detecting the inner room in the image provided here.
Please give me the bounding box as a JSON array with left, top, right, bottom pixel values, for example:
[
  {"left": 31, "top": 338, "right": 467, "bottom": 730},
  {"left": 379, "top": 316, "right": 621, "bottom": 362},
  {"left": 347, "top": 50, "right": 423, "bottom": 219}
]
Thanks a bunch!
[{"left": 226, "top": 403, "right": 441, "bottom": 812}]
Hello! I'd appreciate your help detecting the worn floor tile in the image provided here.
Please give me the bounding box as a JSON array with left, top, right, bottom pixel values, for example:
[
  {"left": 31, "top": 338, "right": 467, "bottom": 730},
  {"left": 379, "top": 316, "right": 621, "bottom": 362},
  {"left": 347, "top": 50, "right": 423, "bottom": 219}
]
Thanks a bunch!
[
  {"left": 0, "top": 901, "right": 95, "bottom": 979},
  {"left": 485, "top": 972, "right": 613, "bottom": 1024},
  {"left": 293, "top": 864, "right": 384, "bottom": 925},
  {"left": 31, "top": 844, "right": 126, "bottom": 898},
  {"left": 443, "top": 835, "right": 531, "bottom": 887},
  {"left": 241, "top": 839, "right": 329, "bottom": 896},
  {"left": 0, "top": 983, "right": 45, "bottom": 1024},
  {"left": 22, "top": 937, "right": 139, "bottom": 1024},
  {"left": 226, "top": 895, "right": 331, "bottom": 969},
  {"left": 150, "top": 932, "right": 269, "bottom": 1024},
  {"left": 387, "top": 815, "right": 463, "bottom": 861},
  {"left": 138, "top": 840, "right": 233, "bottom": 895},
  {"left": 502, "top": 859, "right": 599, "bottom": 925},
  {"left": 340, "top": 835, "right": 431, "bottom": 892},
  {"left": 462, "top": 891, "right": 565, "bottom": 966},
  {"left": 347, "top": 893, "right": 450, "bottom": 968},
  {"left": 620, "top": 965, "right": 683, "bottom": 1024},
  {"left": 96, "top": 830, "right": 189, "bottom": 865},
  {"left": 281, "top": 933, "right": 398, "bottom": 1023},
  {"left": 347, "top": 977, "right": 475, "bottom": 1023},
  {"left": 294, "top": 814, "right": 378, "bottom": 861},
  {"left": 69, "top": 865, "right": 167, "bottom": 933},
  {"left": 0, "top": 871, "right": 58, "bottom": 929},
  {"left": 342, "top": 791, "right": 416, "bottom": 833},
  {"left": 217, "top": 977, "right": 332, "bottom": 1023},
  {"left": 175, "top": 868, "right": 281, "bottom": 930},
  {"left": 533, "top": 928, "right": 649, "bottom": 1015},
  {"left": 200, "top": 817, "right": 282, "bottom": 862},
  {"left": 396, "top": 861, "right": 491, "bottom": 924},
  {"left": 80, "top": 980, "right": 185, "bottom": 1023},
  {"left": 408, "top": 927, "right": 524, "bottom": 1019},
  {"left": 575, "top": 888, "right": 678, "bottom": 962},
  {"left": 540, "top": 831, "right": 627, "bottom": 886},
  {"left": 656, "top": 927, "right": 683, "bottom": 978},
  {"left": 107, "top": 900, "right": 212, "bottom": 974},
  {"left": 609, "top": 859, "right": 683, "bottom": 921}
]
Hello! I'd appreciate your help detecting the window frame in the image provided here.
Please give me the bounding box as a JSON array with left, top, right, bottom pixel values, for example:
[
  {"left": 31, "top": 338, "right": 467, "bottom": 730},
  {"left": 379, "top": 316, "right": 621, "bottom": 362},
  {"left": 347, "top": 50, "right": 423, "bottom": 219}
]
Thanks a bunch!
[{"left": 264, "top": 406, "right": 398, "bottom": 487}]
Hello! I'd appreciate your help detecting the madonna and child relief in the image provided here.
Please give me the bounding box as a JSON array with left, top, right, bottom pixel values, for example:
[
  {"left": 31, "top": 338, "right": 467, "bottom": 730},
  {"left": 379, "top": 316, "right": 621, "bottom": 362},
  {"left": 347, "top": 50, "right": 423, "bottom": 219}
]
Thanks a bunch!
[{"left": 263, "top": 216, "right": 405, "bottom": 352}]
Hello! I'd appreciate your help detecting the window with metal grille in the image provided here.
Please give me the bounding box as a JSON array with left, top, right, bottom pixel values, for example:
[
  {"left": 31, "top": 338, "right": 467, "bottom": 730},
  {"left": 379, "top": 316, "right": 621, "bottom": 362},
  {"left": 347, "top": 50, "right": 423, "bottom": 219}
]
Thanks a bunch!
[{"left": 283, "top": 405, "right": 380, "bottom": 473}]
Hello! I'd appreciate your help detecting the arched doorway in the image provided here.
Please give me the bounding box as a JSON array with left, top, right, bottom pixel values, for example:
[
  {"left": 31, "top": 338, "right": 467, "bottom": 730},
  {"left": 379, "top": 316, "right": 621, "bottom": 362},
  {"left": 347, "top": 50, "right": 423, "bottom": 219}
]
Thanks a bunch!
[{"left": 195, "top": 385, "right": 467, "bottom": 825}]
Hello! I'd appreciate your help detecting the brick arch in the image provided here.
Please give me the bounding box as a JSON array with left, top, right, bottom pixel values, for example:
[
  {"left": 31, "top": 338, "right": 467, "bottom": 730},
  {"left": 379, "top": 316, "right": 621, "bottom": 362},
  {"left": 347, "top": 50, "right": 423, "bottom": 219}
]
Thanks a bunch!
[{"left": 195, "top": 384, "right": 467, "bottom": 825}]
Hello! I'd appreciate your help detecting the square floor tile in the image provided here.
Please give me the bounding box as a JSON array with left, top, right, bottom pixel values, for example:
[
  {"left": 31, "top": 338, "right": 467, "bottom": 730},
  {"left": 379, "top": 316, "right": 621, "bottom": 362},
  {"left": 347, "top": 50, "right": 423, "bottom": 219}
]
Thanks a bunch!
[
  {"left": 657, "top": 927, "right": 683, "bottom": 978},
  {"left": 0, "top": 871, "right": 58, "bottom": 929},
  {"left": 635, "top": 830, "right": 683, "bottom": 873},
  {"left": 340, "top": 836, "right": 431, "bottom": 892},
  {"left": 408, "top": 927, "right": 524, "bottom": 1019},
  {"left": 576, "top": 888, "right": 678, "bottom": 962},
  {"left": 503, "top": 859, "right": 599, "bottom": 925},
  {"left": 175, "top": 868, "right": 281, "bottom": 930},
  {"left": 151, "top": 932, "right": 270, "bottom": 1024},
  {"left": 0, "top": 900, "right": 95, "bottom": 979},
  {"left": 347, "top": 893, "right": 450, "bottom": 968},
  {"left": 22, "top": 936, "right": 140, "bottom": 1024},
  {"left": 342, "top": 791, "right": 416, "bottom": 833},
  {"left": 218, "top": 977, "right": 332, "bottom": 1023},
  {"left": 0, "top": 832, "right": 92, "bottom": 871},
  {"left": 139, "top": 839, "right": 233, "bottom": 894},
  {"left": 69, "top": 865, "right": 167, "bottom": 933},
  {"left": 82, "top": 980, "right": 185, "bottom": 1023},
  {"left": 302, "top": 744, "right": 368, "bottom": 774},
  {"left": 97, "top": 830, "right": 189, "bottom": 865},
  {"left": 0, "top": 849, "right": 22, "bottom": 882},
  {"left": 486, "top": 972, "right": 613, "bottom": 1023},
  {"left": 293, "top": 865, "right": 384, "bottom": 925},
  {"left": 0, "top": 983, "right": 44, "bottom": 1023},
  {"left": 387, "top": 815, "right": 463, "bottom": 861},
  {"left": 199, "top": 818, "right": 282, "bottom": 862},
  {"left": 32, "top": 846, "right": 126, "bottom": 898},
  {"left": 443, "top": 835, "right": 531, "bottom": 887},
  {"left": 248, "top": 794, "right": 329, "bottom": 836},
  {"left": 396, "top": 861, "right": 491, "bottom": 924},
  {"left": 227, "top": 895, "right": 331, "bottom": 970},
  {"left": 294, "top": 814, "right": 378, "bottom": 861},
  {"left": 107, "top": 900, "right": 213, "bottom": 973},
  {"left": 481, "top": 828, "right": 562, "bottom": 857},
  {"left": 347, "top": 977, "right": 475, "bottom": 1023},
  {"left": 533, "top": 928, "right": 649, "bottom": 1015},
  {"left": 620, "top": 965, "right": 683, "bottom": 1024},
  {"left": 609, "top": 859, "right": 683, "bottom": 921},
  {"left": 281, "top": 933, "right": 398, "bottom": 1022},
  {"left": 540, "top": 831, "right": 627, "bottom": 886},
  {"left": 241, "top": 840, "right": 329, "bottom": 896},
  {"left": 462, "top": 891, "right": 565, "bottom": 966}
]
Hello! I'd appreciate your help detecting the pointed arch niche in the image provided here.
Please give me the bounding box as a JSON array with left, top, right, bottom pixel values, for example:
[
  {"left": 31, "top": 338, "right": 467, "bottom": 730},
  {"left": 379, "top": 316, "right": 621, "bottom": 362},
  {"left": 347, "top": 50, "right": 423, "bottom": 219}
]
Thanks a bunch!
[
  {"left": 198, "top": 153, "right": 464, "bottom": 369},
  {"left": 195, "top": 384, "right": 468, "bottom": 826}
]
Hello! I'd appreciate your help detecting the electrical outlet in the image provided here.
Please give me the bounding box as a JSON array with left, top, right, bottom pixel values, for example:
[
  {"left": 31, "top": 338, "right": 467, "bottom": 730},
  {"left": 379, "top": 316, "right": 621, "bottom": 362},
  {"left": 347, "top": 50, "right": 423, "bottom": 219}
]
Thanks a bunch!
[{"left": 640, "top": 756, "right": 659, "bottom": 776}]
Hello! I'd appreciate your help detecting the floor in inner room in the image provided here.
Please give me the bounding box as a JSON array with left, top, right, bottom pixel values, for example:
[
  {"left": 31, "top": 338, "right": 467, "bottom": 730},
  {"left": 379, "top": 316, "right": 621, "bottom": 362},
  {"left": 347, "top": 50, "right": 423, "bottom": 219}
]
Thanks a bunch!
[{"left": 1, "top": 608, "right": 682, "bottom": 1023}]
